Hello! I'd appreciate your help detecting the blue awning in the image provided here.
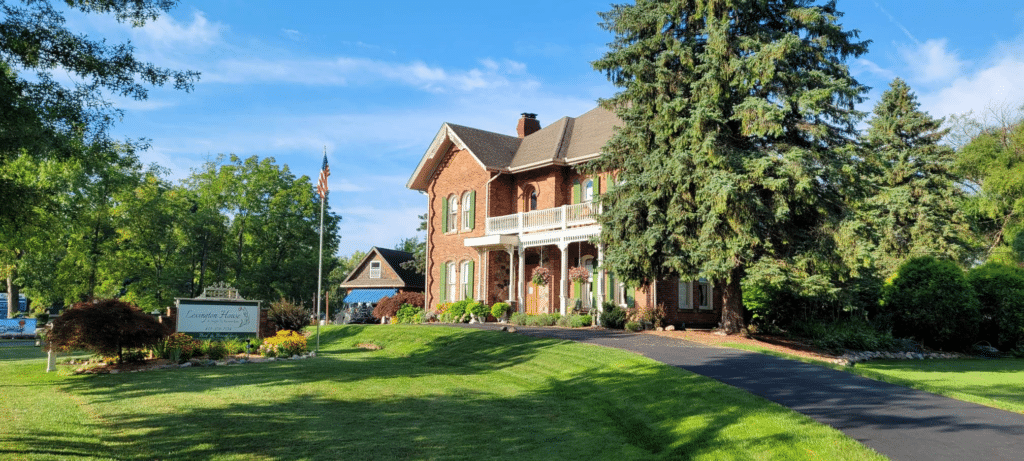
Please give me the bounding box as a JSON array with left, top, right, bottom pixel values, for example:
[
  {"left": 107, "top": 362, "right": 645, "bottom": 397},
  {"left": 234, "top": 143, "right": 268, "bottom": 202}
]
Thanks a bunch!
[{"left": 342, "top": 288, "right": 397, "bottom": 304}]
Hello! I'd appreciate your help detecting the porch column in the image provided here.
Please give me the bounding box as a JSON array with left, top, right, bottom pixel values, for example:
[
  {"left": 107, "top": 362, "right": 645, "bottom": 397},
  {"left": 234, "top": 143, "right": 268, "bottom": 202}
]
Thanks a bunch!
[
  {"left": 518, "top": 245, "right": 526, "bottom": 313},
  {"left": 597, "top": 244, "right": 605, "bottom": 316},
  {"left": 558, "top": 242, "right": 568, "bottom": 316},
  {"left": 506, "top": 246, "right": 515, "bottom": 304},
  {"left": 478, "top": 249, "right": 486, "bottom": 302}
]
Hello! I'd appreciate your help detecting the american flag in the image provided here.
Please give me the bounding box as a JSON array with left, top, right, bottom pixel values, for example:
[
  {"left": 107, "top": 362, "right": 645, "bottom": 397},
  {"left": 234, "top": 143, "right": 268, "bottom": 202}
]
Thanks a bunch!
[{"left": 317, "top": 152, "right": 330, "bottom": 200}]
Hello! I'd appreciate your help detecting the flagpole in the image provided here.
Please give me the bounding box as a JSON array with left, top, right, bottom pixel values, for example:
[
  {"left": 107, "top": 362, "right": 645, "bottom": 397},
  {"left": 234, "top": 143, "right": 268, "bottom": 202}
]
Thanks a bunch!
[{"left": 315, "top": 146, "right": 327, "bottom": 353}]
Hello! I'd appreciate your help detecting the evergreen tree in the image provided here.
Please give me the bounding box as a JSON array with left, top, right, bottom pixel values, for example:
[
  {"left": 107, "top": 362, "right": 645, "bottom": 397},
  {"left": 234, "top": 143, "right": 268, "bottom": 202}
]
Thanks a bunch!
[
  {"left": 587, "top": 0, "right": 868, "bottom": 333},
  {"left": 843, "top": 78, "right": 970, "bottom": 277}
]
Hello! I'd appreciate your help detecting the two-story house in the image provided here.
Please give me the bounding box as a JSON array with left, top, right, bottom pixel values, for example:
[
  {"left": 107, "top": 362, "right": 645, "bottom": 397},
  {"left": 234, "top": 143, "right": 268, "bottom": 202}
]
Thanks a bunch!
[{"left": 407, "top": 108, "right": 722, "bottom": 327}]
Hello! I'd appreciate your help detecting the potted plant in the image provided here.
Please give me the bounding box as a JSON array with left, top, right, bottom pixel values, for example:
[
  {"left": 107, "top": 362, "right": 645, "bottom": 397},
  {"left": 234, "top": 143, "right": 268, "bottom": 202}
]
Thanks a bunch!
[
  {"left": 531, "top": 266, "right": 552, "bottom": 286},
  {"left": 568, "top": 266, "right": 590, "bottom": 283}
]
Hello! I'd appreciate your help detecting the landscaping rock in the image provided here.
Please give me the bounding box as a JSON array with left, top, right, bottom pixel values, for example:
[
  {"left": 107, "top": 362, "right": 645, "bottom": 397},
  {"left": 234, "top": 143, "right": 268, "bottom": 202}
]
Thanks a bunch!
[
  {"left": 665, "top": 325, "right": 676, "bottom": 331},
  {"left": 180, "top": 362, "right": 192, "bottom": 368},
  {"left": 309, "top": 351, "right": 316, "bottom": 357},
  {"left": 110, "top": 369, "right": 120, "bottom": 374},
  {"left": 507, "top": 327, "right": 517, "bottom": 333},
  {"left": 656, "top": 327, "right": 664, "bottom": 331}
]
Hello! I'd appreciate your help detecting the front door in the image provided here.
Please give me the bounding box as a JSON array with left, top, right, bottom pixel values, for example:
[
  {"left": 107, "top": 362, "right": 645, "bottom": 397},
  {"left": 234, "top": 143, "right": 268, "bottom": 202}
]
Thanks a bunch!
[{"left": 526, "top": 281, "right": 540, "bottom": 314}]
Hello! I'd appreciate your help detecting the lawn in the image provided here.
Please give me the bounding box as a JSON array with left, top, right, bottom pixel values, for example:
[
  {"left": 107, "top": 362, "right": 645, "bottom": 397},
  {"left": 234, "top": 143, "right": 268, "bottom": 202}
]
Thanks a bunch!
[
  {"left": 0, "top": 326, "right": 885, "bottom": 460},
  {"left": 723, "top": 342, "right": 1024, "bottom": 414}
]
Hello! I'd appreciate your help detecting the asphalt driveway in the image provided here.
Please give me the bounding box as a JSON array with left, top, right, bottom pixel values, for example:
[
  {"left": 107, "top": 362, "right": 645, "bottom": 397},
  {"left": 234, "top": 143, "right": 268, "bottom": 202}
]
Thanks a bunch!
[{"left": 451, "top": 324, "right": 1024, "bottom": 461}]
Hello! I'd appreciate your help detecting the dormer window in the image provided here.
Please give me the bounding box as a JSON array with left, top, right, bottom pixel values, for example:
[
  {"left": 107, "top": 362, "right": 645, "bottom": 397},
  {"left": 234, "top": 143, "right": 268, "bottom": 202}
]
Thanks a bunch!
[{"left": 369, "top": 261, "right": 381, "bottom": 279}]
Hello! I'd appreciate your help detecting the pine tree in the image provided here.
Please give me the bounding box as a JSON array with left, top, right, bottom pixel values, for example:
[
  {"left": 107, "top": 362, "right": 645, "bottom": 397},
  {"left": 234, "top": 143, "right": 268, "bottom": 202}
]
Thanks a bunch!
[
  {"left": 847, "top": 78, "right": 970, "bottom": 276},
  {"left": 586, "top": 0, "right": 869, "bottom": 333}
]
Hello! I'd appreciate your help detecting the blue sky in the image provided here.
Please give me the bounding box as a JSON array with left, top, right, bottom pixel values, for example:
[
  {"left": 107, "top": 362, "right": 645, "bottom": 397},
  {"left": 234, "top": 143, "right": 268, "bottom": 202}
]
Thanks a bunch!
[{"left": 64, "top": 1, "right": 1024, "bottom": 258}]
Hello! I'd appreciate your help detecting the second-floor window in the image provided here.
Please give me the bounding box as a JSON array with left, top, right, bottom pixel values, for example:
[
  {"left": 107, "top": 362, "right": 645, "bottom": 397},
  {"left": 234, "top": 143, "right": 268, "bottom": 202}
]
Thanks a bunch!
[
  {"left": 584, "top": 179, "right": 594, "bottom": 202},
  {"left": 448, "top": 195, "right": 459, "bottom": 232},
  {"left": 462, "top": 191, "right": 473, "bottom": 230},
  {"left": 530, "top": 190, "right": 538, "bottom": 210},
  {"left": 369, "top": 261, "right": 381, "bottom": 279}
]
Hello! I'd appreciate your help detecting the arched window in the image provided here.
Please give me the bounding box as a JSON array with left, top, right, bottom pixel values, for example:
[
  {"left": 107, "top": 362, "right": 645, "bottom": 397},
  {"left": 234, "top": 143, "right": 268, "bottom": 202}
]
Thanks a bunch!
[
  {"left": 448, "top": 195, "right": 459, "bottom": 233},
  {"left": 462, "top": 191, "right": 473, "bottom": 230},
  {"left": 583, "top": 179, "right": 594, "bottom": 202},
  {"left": 530, "top": 190, "right": 538, "bottom": 210}
]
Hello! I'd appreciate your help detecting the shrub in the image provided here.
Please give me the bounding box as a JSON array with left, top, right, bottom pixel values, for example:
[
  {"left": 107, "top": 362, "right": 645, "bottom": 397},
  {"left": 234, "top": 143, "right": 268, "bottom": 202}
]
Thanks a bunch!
[
  {"left": 568, "top": 314, "right": 592, "bottom": 328},
  {"left": 556, "top": 315, "right": 572, "bottom": 327},
  {"left": 268, "top": 298, "right": 310, "bottom": 332},
  {"left": 373, "top": 292, "right": 425, "bottom": 320},
  {"left": 626, "top": 304, "right": 667, "bottom": 328},
  {"left": 579, "top": 314, "right": 592, "bottom": 327},
  {"left": 509, "top": 312, "right": 528, "bottom": 326},
  {"left": 48, "top": 298, "right": 169, "bottom": 364},
  {"left": 967, "top": 262, "right": 1024, "bottom": 350},
  {"left": 203, "top": 340, "right": 229, "bottom": 360},
  {"left": 880, "top": 256, "right": 981, "bottom": 350},
  {"left": 221, "top": 338, "right": 246, "bottom": 354},
  {"left": 790, "top": 318, "right": 896, "bottom": 354},
  {"left": 466, "top": 300, "right": 489, "bottom": 320},
  {"left": 490, "top": 302, "right": 510, "bottom": 320},
  {"left": 625, "top": 321, "right": 642, "bottom": 332},
  {"left": 396, "top": 303, "right": 424, "bottom": 324},
  {"left": 601, "top": 302, "right": 626, "bottom": 329},
  {"left": 442, "top": 300, "right": 470, "bottom": 323},
  {"left": 165, "top": 333, "right": 200, "bottom": 362},
  {"left": 259, "top": 330, "right": 308, "bottom": 358}
]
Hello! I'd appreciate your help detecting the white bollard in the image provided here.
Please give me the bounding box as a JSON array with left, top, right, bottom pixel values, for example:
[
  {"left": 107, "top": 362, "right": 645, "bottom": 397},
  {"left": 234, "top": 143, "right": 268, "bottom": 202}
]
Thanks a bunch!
[{"left": 46, "top": 348, "right": 56, "bottom": 372}]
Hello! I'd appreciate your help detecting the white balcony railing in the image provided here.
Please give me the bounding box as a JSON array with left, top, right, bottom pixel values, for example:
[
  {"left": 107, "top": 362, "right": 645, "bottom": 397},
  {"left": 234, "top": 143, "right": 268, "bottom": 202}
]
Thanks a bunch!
[{"left": 485, "top": 202, "right": 598, "bottom": 235}]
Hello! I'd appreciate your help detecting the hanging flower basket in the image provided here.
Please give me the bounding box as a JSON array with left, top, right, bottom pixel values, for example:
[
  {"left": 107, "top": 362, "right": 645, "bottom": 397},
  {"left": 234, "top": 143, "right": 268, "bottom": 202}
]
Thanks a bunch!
[
  {"left": 568, "top": 266, "right": 590, "bottom": 283},
  {"left": 531, "top": 266, "right": 552, "bottom": 286}
]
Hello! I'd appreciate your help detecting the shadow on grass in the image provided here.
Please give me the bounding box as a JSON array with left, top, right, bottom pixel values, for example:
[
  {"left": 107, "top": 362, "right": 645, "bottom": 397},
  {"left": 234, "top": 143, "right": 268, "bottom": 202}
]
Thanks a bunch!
[
  {"left": 55, "top": 325, "right": 562, "bottom": 404},
  {"left": 30, "top": 363, "right": 813, "bottom": 460}
]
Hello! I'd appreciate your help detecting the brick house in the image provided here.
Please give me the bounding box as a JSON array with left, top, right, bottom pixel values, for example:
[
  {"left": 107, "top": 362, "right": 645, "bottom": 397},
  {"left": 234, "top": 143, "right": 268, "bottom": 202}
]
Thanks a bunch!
[
  {"left": 339, "top": 247, "right": 425, "bottom": 306},
  {"left": 406, "top": 108, "right": 721, "bottom": 327}
]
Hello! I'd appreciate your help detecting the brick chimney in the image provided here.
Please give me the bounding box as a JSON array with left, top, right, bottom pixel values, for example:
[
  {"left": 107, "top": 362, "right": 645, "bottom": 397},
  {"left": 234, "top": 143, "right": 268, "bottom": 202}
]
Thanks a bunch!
[{"left": 517, "top": 113, "right": 540, "bottom": 138}]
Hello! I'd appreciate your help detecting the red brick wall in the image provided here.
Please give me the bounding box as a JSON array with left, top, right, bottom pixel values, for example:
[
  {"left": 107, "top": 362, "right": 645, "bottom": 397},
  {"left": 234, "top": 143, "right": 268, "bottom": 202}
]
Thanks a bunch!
[{"left": 426, "top": 146, "right": 490, "bottom": 310}]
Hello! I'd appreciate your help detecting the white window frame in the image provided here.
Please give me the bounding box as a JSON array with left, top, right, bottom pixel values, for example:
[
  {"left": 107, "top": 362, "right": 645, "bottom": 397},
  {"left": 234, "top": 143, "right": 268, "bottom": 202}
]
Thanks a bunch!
[
  {"left": 460, "top": 260, "right": 471, "bottom": 300},
  {"left": 448, "top": 195, "right": 459, "bottom": 233},
  {"left": 369, "top": 261, "right": 381, "bottom": 279},
  {"left": 678, "top": 280, "right": 692, "bottom": 310},
  {"left": 697, "top": 278, "right": 713, "bottom": 310},
  {"left": 583, "top": 179, "right": 594, "bottom": 202},
  {"left": 447, "top": 262, "right": 458, "bottom": 302},
  {"left": 462, "top": 191, "right": 473, "bottom": 230}
]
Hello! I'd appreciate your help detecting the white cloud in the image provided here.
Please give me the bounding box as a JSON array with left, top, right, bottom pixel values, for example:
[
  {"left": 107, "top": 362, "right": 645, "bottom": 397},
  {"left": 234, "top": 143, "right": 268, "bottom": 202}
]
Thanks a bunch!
[
  {"left": 852, "top": 58, "right": 896, "bottom": 81},
  {"left": 899, "top": 38, "right": 967, "bottom": 84},
  {"left": 201, "top": 56, "right": 534, "bottom": 93},
  {"left": 282, "top": 29, "right": 303, "bottom": 41},
  {"left": 917, "top": 55, "right": 1024, "bottom": 118},
  {"left": 135, "top": 11, "right": 227, "bottom": 50}
]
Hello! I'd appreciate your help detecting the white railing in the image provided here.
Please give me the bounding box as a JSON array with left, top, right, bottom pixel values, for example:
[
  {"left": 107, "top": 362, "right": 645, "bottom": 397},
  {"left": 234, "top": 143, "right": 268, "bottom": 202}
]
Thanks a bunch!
[{"left": 485, "top": 202, "right": 598, "bottom": 235}]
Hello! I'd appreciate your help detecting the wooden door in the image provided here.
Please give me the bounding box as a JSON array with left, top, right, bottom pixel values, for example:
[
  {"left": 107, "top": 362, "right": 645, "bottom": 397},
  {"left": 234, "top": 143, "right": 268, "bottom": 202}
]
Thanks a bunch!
[{"left": 526, "top": 281, "right": 540, "bottom": 314}]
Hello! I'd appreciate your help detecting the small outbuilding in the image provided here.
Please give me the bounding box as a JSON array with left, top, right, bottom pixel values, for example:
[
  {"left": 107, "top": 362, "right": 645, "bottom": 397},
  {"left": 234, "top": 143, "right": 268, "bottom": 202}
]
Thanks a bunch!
[{"left": 339, "top": 247, "right": 425, "bottom": 316}]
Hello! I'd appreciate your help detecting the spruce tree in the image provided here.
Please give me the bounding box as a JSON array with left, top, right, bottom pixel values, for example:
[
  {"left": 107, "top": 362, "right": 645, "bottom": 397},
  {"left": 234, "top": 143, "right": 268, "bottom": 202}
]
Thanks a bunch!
[
  {"left": 848, "top": 78, "right": 970, "bottom": 277},
  {"left": 586, "top": 0, "right": 868, "bottom": 333}
]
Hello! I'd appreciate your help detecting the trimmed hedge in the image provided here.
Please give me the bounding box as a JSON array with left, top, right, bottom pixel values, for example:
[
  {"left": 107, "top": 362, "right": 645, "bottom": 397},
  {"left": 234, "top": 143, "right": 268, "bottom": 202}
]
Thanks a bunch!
[{"left": 967, "top": 262, "right": 1024, "bottom": 350}]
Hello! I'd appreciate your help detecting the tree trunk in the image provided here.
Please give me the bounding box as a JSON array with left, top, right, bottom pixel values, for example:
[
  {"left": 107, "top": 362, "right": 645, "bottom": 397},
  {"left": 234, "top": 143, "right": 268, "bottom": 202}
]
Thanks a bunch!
[
  {"left": 719, "top": 266, "right": 746, "bottom": 334},
  {"left": 6, "top": 272, "right": 19, "bottom": 319}
]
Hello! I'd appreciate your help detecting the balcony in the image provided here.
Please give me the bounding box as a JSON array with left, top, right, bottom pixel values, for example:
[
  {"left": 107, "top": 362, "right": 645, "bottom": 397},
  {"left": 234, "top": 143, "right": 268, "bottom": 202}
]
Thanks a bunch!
[{"left": 485, "top": 202, "right": 598, "bottom": 235}]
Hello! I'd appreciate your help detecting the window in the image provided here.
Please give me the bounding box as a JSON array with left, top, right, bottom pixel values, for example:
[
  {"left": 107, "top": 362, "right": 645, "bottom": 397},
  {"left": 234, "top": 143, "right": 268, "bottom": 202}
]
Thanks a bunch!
[
  {"left": 447, "top": 262, "right": 458, "bottom": 302},
  {"left": 448, "top": 195, "right": 459, "bottom": 232},
  {"left": 369, "top": 261, "right": 381, "bottom": 279},
  {"left": 530, "top": 190, "right": 538, "bottom": 210},
  {"left": 462, "top": 191, "right": 473, "bottom": 230},
  {"left": 697, "top": 279, "right": 712, "bottom": 310},
  {"left": 678, "top": 280, "right": 692, "bottom": 310},
  {"left": 583, "top": 179, "right": 594, "bottom": 202},
  {"left": 460, "top": 260, "right": 472, "bottom": 299}
]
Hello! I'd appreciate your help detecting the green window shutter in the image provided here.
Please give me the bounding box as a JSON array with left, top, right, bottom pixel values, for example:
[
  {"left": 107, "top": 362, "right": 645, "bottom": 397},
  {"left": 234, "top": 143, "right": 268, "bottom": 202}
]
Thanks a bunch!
[
  {"left": 626, "top": 285, "right": 635, "bottom": 308},
  {"left": 606, "top": 273, "right": 615, "bottom": 302},
  {"left": 469, "top": 190, "right": 476, "bottom": 230},
  {"left": 468, "top": 260, "right": 475, "bottom": 299},
  {"left": 573, "top": 280, "right": 581, "bottom": 298},
  {"left": 439, "top": 262, "right": 447, "bottom": 303},
  {"left": 572, "top": 180, "right": 580, "bottom": 204},
  {"left": 441, "top": 197, "right": 449, "bottom": 233},
  {"left": 595, "top": 176, "right": 601, "bottom": 197},
  {"left": 592, "top": 272, "right": 599, "bottom": 307}
]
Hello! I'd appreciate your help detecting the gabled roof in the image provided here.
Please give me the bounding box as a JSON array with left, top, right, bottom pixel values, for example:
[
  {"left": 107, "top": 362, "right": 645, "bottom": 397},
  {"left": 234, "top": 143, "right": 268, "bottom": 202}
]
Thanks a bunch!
[
  {"left": 340, "top": 246, "right": 425, "bottom": 289},
  {"left": 406, "top": 105, "right": 621, "bottom": 191}
]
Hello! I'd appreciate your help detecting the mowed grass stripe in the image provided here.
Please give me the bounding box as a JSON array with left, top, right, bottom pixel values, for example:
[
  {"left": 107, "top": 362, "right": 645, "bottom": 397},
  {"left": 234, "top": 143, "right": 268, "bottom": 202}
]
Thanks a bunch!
[{"left": 1, "top": 326, "right": 885, "bottom": 460}]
